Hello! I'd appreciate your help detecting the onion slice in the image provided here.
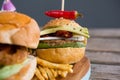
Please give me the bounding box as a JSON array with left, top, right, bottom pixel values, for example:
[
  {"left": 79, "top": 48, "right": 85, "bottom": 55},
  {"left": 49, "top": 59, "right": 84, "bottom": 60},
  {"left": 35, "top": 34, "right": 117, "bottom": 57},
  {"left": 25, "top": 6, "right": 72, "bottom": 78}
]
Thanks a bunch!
[
  {"left": 1, "top": 0, "right": 16, "bottom": 11},
  {"left": 40, "top": 36, "right": 84, "bottom": 41}
]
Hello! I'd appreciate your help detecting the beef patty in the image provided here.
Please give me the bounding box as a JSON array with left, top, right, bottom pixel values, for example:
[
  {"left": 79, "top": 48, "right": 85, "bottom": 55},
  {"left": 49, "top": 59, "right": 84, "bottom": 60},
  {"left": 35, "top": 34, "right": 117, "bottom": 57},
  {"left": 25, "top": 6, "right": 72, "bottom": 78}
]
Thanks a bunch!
[{"left": 0, "top": 44, "right": 29, "bottom": 66}]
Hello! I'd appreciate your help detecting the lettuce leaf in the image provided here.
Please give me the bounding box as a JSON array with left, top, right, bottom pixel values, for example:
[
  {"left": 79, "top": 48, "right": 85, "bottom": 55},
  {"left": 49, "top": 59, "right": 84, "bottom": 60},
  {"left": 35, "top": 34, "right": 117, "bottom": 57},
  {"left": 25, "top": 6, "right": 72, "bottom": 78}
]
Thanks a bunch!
[
  {"left": 38, "top": 42, "right": 85, "bottom": 49},
  {"left": 0, "top": 59, "right": 28, "bottom": 80}
]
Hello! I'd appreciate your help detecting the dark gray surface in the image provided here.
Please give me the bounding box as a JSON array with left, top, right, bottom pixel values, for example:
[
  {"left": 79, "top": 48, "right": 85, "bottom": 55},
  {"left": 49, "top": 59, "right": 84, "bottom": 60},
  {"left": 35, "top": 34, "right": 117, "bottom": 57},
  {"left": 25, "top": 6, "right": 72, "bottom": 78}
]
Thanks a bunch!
[{"left": 0, "top": 0, "right": 120, "bottom": 28}]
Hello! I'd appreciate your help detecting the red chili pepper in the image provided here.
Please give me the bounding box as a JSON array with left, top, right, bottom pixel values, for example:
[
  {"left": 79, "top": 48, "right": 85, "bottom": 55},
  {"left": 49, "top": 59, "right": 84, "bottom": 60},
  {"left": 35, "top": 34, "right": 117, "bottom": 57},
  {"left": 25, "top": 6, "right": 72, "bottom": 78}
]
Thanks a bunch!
[{"left": 45, "top": 10, "right": 83, "bottom": 20}]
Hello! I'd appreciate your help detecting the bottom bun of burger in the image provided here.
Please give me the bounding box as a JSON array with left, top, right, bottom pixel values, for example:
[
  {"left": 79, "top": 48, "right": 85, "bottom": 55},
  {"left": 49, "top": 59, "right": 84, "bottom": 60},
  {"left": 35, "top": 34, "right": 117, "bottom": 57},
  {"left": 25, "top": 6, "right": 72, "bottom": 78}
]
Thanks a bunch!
[
  {"left": 5, "top": 55, "right": 36, "bottom": 80},
  {"left": 36, "top": 47, "right": 85, "bottom": 64}
]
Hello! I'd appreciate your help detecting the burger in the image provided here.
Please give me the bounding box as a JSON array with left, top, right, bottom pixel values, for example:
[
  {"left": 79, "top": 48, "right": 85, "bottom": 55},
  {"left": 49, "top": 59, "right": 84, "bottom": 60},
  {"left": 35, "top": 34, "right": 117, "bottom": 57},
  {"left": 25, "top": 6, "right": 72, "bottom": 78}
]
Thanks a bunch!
[
  {"left": 0, "top": 11, "right": 40, "bottom": 80},
  {"left": 37, "top": 18, "right": 89, "bottom": 64}
]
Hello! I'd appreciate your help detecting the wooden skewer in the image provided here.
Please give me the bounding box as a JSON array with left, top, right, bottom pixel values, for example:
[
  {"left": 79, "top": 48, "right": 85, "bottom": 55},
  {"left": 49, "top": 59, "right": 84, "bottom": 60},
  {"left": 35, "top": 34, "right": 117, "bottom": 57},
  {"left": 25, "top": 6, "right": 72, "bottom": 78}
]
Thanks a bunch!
[{"left": 61, "top": 0, "right": 65, "bottom": 11}]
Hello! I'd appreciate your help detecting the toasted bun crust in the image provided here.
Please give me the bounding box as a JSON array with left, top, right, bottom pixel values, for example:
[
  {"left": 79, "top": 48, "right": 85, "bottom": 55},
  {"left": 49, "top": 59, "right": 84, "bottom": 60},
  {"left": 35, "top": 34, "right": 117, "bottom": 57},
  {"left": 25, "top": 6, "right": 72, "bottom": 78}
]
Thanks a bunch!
[
  {"left": 42, "top": 18, "right": 82, "bottom": 29},
  {"left": 0, "top": 11, "right": 40, "bottom": 48},
  {"left": 36, "top": 47, "right": 85, "bottom": 64},
  {"left": 6, "top": 55, "right": 37, "bottom": 80}
]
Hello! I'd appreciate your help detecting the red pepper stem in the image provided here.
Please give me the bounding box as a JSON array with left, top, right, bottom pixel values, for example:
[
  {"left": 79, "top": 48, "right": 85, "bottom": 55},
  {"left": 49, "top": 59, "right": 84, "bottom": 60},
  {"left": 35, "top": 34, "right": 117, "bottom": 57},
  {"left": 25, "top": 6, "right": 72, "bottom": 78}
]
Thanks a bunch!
[{"left": 76, "top": 13, "right": 83, "bottom": 18}]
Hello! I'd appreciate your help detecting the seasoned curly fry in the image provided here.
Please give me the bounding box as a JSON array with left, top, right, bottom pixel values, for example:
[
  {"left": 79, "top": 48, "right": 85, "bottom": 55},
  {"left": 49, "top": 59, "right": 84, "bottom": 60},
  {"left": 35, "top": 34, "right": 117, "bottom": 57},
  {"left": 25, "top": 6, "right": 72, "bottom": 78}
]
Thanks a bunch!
[{"left": 37, "top": 57, "right": 73, "bottom": 72}]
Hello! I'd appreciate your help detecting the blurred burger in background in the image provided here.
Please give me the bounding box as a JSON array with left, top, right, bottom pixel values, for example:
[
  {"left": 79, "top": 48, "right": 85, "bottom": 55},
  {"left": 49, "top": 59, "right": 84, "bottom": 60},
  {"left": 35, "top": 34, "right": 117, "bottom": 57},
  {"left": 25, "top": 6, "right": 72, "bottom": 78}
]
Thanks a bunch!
[{"left": 0, "top": 11, "right": 40, "bottom": 80}]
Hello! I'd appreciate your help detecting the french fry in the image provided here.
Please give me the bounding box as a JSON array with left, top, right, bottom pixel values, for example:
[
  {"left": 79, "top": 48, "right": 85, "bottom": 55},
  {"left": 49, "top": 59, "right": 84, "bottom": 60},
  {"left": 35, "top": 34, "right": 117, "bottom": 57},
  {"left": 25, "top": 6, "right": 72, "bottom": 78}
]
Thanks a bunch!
[
  {"left": 37, "top": 57, "right": 73, "bottom": 72},
  {"left": 57, "top": 70, "right": 69, "bottom": 78},
  {"left": 35, "top": 68, "right": 45, "bottom": 80},
  {"left": 50, "top": 69, "right": 57, "bottom": 77},
  {"left": 69, "top": 68, "right": 73, "bottom": 73},
  {"left": 32, "top": 75, "right": 39, "bottom": 80},
  {"left": 38, "top": 66, "right": 48, "bottom": 80},
  {"left": 60, "top": 70, "right": 68, "bottom": 78},
  {"left": 44, "top": 67, "right": 56, "bottom": 80},
  {"left": 57, "top": 70, "right": 62, "bottom": 75}
]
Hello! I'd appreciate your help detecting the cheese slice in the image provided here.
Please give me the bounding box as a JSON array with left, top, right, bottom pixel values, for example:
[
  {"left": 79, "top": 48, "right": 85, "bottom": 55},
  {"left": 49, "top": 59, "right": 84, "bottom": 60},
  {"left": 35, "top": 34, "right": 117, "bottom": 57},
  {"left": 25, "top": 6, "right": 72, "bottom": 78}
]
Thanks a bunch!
[{"left": 40, "top": 26, "right": 89, "bottom": 38}]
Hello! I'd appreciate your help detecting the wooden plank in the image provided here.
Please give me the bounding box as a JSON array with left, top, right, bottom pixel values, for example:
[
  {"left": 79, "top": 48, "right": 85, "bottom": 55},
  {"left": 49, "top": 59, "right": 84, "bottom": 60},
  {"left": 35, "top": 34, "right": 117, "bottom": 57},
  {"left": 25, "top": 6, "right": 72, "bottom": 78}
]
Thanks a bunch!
[
  {"left": 58, "top": 57, "right": 90, "bottom": 80},
  {"left": 89, "top": 29, "right": 120, "bottom": 37},
  {"left": 90, "top": 64, "right": 120, "bottom": 80},
  {"left": 86, "top": 51, "right": 120, "bottom": 65},
  {"left": 86, "top": 38, "right": 120, "bottom": 52},
  {"left": 85, "top": 29, "right": 120, "bottom": 80}
]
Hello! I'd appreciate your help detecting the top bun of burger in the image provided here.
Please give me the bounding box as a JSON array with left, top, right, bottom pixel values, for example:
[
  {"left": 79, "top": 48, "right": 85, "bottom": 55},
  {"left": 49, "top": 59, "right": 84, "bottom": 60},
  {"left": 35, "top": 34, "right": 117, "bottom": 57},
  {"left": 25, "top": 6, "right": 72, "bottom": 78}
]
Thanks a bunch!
[
  {"left": 0, "top": 11, "right": 40, "bottom": 80},
  {"left": 37, "top": 18, "right": 89, "bottom": 64},
  {"left": 0, "top": 11, "right": 40, "bottom": 48},
  {"left": 43, "top": 18, "right": 81, "bottom": 29}
]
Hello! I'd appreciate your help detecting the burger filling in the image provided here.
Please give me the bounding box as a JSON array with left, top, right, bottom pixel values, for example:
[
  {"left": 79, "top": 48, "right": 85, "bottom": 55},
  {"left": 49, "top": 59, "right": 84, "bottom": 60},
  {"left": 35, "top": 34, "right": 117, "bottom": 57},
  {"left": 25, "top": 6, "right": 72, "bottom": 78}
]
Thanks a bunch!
[
  {"left": 0, "top": 44, "right": 29, "bottom": 79},
  {"left": 0, "top": 44, "right": 29, "bottom": 66},
  {"left": 38, "top": 40, "right": 85, "bottom": 49},
  {"left": 40, "top": 26, "right": 89, "bottom": 38},
  {"left": 0, "top": 58, "right": 29, "bottom": 80},
  {"left": 39, "top": 27, "right": 89, "bottom": 49}
]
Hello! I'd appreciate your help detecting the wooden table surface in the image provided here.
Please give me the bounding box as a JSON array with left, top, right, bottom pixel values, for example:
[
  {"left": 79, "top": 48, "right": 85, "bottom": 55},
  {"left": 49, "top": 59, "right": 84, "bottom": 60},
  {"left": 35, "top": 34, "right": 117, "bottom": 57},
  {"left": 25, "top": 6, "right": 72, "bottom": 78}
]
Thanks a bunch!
[{"left": 86, "top": 29, "right": 120, "bottom": 80}]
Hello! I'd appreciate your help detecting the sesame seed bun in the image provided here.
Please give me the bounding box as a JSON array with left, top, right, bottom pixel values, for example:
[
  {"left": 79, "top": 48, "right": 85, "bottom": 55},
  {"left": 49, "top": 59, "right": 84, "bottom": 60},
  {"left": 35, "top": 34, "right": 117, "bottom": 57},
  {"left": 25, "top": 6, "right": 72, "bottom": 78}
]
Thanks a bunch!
[{"left": 42, "top": 18, "right": 82, "bottom": 30}]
